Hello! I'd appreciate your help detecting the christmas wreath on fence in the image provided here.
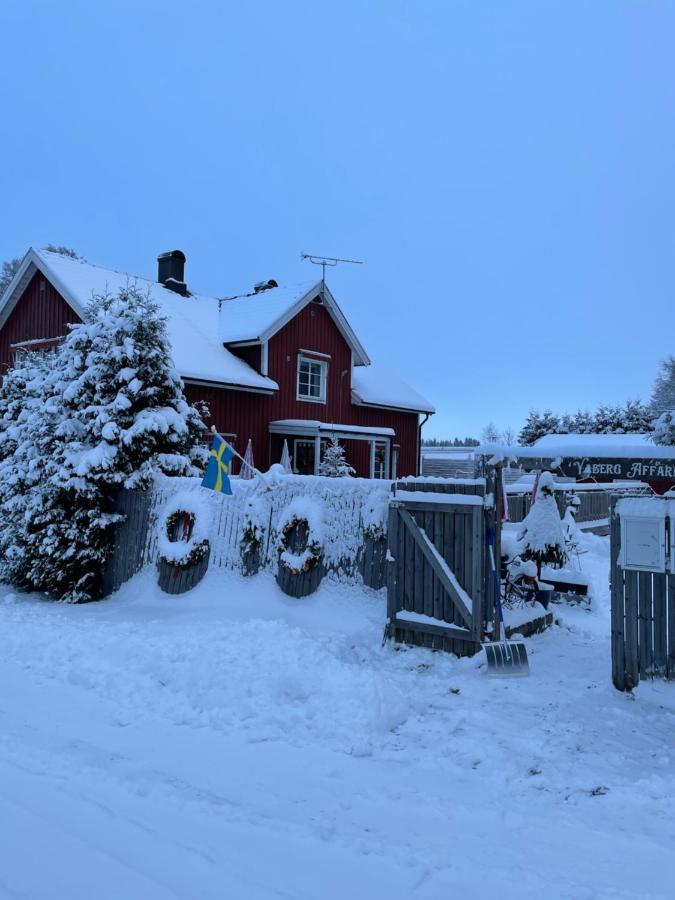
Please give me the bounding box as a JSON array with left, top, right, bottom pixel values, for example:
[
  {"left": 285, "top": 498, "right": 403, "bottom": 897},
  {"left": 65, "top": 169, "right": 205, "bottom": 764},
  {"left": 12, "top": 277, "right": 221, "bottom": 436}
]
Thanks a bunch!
[
  {"left": 276, "top": 498, "right": 324, "bottom": 575},
  {"left": 157, "top": 491, "right": 210, "bottom": 569},
  {"left": 240, "top": 497, "right": 268, "bottom": 558}
]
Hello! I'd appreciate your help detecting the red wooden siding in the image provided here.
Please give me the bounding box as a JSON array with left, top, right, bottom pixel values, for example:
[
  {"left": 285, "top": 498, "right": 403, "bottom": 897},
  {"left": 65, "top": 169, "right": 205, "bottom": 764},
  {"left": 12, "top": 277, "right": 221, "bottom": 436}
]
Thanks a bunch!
[
  {"left": 1, "top": 274, "right": 422, "bottom": 477},
  {"left": 0, "top": 271, "right": 81, "bottom": 373},
  {"left": 188, "top": 298, "right": 421, "bottom": 477}
]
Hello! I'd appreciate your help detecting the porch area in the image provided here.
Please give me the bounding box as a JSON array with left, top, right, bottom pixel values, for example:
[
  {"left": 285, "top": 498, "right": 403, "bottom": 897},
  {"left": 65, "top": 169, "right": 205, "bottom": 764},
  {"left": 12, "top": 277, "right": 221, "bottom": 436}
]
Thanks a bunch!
[{"left": 269, "top": 419, "right": 398, "bottom": 479}]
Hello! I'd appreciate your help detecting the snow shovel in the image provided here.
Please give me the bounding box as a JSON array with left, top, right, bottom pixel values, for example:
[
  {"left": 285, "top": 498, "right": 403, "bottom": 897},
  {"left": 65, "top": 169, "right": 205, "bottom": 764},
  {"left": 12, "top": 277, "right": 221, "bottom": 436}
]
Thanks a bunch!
[{"left": 483, "top": 530, "right": 529, "bottom": 677}]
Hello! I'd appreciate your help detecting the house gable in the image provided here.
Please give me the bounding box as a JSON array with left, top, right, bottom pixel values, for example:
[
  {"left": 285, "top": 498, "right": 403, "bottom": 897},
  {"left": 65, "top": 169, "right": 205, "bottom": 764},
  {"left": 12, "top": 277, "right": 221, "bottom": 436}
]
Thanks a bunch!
[
  {"left": 266, "top": 296, "right": 354, "bottom": 416},
  {"left": 220, "top": 282, "right": 370, "bottom": 367},
  {"left": 0, "top": 269, "right": 81, "bottom": 373}
]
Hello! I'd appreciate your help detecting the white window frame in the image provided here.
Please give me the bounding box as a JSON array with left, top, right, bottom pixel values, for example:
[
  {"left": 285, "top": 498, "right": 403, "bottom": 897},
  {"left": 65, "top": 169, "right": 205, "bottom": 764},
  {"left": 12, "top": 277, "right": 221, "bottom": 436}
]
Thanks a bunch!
[{"left": 296, "top": 354, "right": 328, "bottom": 404}]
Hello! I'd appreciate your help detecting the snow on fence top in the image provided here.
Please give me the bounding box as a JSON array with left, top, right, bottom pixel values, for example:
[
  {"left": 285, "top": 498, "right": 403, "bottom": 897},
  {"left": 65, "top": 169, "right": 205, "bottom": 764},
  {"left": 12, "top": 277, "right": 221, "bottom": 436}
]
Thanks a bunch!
[{"left": 144, "top": 472, "right": 392, "bottom": 575}]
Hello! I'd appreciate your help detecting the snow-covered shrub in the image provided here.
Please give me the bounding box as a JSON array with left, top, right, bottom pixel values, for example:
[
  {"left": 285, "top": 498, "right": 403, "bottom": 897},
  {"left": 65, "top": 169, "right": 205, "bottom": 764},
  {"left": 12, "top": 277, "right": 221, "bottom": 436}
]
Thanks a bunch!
[
  {"left": 652, "top": 410, "right": 675, "bottom": 446},
  {"left": 276, "top": 497, "right": 325, "bottom": 575},
  {"left": 0, "top": 287, "right": 207, "bottom": 602},
  {"left": 516, "top": 471, "right": 567, "bottom": 576},
  {"left": 157, "top": 491, "right": 210, "bottom": 567},
  {"left": 562, "top": 498, "right": 583, "bottom": 553},
  {"left": 362, "top": 493, "right": 388, "bottom": 541},
  {"left": 319, "top": 436, "right": 355, "bottom": 477}
]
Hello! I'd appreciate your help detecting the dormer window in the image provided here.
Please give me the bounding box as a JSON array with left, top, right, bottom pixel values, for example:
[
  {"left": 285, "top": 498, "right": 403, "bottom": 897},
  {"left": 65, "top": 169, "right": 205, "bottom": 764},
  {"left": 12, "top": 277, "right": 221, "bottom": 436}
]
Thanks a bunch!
[{"left": 297, "top": 355, "right": 327, "bottom": 403}]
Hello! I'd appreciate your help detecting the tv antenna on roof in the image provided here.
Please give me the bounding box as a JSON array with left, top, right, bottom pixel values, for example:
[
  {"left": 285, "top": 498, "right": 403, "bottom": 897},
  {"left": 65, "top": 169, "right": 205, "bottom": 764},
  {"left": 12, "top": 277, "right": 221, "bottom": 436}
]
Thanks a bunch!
[{"left": 300, "top": 252, "right": 363, "bottom": 286}]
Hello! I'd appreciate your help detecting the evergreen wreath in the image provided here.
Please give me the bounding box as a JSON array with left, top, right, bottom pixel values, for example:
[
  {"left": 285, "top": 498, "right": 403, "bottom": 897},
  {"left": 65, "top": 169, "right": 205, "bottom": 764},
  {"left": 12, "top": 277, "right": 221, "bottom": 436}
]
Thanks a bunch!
[
  {"left": 240, "top": 496, "right": 268, "bottom": 563},
  {"left": 277, "top": 514, "right": 322, "bottom": 575},
  {"left": 240, "top": 521, "right": 264, "bottom": 557},
  {"left": 158, "top": 493, "right": 210, "bottom": 569}
]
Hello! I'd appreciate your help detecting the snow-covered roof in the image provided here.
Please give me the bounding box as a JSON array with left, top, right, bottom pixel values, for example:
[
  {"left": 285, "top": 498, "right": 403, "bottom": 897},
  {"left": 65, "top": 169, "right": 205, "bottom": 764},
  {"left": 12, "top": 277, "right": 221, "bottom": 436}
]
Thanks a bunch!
[
  {"left": 351, "top": 364, "right": 435, "bottom": 414},
  {"left": 0, "top": 248, "right": 432, "bottom": 412},
  {"left": 0, "top": 249, "right": 277, "bottom": 392},
  {"left": 479, "top": 432, "right": 675, "bottom": 460},
  {"left": 532, "top": 433, "right": 653, "bottom": 453},
  {"left": 219, "top": 281, "right": 371, "bottom": 366}
]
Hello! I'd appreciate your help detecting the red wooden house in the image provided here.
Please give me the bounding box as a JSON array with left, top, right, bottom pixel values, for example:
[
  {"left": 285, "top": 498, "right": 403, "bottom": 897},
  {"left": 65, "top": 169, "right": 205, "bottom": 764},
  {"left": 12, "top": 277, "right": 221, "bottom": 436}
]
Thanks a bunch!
[{"left": 0, "top": 248, "right": 434, "bottom": 477}]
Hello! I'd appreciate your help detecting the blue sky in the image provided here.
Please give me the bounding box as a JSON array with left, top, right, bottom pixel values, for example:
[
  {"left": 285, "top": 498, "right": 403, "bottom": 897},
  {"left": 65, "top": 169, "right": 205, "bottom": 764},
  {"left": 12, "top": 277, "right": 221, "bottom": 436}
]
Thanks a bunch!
[{"left": 1, "top": 0, "right": 673, "bottom": 438}]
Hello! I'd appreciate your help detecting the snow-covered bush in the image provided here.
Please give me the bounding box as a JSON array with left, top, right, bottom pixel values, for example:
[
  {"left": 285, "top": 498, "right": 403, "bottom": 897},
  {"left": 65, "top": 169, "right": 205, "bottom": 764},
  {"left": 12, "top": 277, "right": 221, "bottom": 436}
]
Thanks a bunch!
[
  {"left": 652, "top": 410, "right": 675, "bottom": 446},
  {"left": 157, "top": 491, "right": 210, "bottom": 567},
  {"left": 562, "top": 497, "right": 582, "bottom": 553},
  {"left": 362, "top": 493, "right": 388, "bottom": 541},
  {"left": 0, "top": 287, "right": 207, "bottom": 602},
  {"left": 276, "top": 497, "right": 324, "bottom": 575},
  {"left": 516, "top": 471, "right": 567, "bottom": 576},
  {"left": 319, "top": 436, "right": 355, "bottom": 477}
]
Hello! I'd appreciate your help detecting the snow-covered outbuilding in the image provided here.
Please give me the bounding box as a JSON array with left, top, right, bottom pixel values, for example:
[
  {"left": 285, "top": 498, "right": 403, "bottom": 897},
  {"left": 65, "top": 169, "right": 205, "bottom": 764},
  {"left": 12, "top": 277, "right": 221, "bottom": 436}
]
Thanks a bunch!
[
  {"left": 0, "top": 248, "right": 434, "bottom": 478},
  {"left": 481, "top": 432, "right": 675, "bottom": 494}
]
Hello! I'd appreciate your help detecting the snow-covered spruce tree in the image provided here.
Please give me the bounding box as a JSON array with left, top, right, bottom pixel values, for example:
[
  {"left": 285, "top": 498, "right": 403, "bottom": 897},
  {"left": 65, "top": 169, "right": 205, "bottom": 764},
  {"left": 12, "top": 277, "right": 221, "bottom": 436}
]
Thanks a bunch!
[
  {"left": 571, "top": 409, "right": 594, "bottom": 433},
  {"left": 518, "top": 411, "right": 544, "bottom": 446},
  {"left": 621, "top": 399, "right": 654, "bottom": 433},
  {"left": 593, "top": 404, "right": 625, "bottom": 434},
  {"left": 652, "top": 411, "right": 675, "bottom": 446},
  {"left": 650, "top": 356, "right": 675, "bottom": 417},
  {"left": 558, "top": 414, "right": 574, "bottom": 434},
  {"left": 518, "top": 410, "right": 560, "bottom": 445},
  {"left": 55, "top": 286, "right": 207, "bottom": 490},
  {"left": 0, "top": 351, "right": 56, "bottom": 587},
  {"left": 516, "top": 471, "right": 567, "bottom": 578},
  {"left": 7, "top": 286, "right": 208, "bottom": 602},
  {"left": 319, "top": 436, "right": 355, "bottom": 477}
]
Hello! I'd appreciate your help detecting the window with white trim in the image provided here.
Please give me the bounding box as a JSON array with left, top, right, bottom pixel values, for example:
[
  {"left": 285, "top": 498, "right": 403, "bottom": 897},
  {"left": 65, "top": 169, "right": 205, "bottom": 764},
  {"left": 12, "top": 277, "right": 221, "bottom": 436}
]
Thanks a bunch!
[{"left": 297, "top": 356, "right": 327, "bottom": 403}]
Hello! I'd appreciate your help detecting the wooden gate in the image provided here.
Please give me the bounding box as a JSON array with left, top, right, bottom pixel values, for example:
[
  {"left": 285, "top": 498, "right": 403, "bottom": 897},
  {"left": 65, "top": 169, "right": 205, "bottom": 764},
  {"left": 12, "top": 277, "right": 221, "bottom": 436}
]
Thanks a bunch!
[{"left": 386, "top": 479, "right": 495, "bottom": 657}]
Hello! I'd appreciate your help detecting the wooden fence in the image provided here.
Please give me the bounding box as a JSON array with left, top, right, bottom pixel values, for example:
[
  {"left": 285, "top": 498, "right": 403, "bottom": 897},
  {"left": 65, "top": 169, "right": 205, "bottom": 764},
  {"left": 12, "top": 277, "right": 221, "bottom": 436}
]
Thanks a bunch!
[
  {"left": 507, "top": 487, "right": 611, "bottom": 525},
  {"left": 101, "top": 475, "right": 494, "bottom": 599},
  {"left": 102, "top": 476, "right": 394, "bottom": 596},
  {"left": 610, "top": 496, "right": 675, "bottom": 691}
]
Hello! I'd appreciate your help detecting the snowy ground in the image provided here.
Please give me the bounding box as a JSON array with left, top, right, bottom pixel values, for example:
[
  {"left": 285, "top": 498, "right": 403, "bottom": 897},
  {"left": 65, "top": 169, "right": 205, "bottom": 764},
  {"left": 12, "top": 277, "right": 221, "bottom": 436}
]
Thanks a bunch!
[{"left": 2, "top": 534, "right": 675, "bottom": 900}]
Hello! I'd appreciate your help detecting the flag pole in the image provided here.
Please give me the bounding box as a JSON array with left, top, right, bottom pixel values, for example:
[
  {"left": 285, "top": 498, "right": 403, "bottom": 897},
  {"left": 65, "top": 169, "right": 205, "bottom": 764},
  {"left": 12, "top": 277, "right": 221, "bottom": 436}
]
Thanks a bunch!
[{"left": 210, "top": 426, "right": 269, "bottom": 483}]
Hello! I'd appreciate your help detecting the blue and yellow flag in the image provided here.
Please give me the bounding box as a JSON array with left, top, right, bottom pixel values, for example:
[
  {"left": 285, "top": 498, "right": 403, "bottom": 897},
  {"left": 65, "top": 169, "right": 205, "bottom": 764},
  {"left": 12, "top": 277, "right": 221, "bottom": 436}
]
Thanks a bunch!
[{"left": 202, "top": 434, "right": 235, "bottom": 495}]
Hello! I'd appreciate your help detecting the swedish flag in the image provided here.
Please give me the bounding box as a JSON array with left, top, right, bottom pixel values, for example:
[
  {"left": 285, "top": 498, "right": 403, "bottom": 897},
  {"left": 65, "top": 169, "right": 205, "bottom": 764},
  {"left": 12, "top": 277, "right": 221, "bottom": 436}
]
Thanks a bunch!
[{"left": 202, "top": 434, "right": 235, "bottom": 495}]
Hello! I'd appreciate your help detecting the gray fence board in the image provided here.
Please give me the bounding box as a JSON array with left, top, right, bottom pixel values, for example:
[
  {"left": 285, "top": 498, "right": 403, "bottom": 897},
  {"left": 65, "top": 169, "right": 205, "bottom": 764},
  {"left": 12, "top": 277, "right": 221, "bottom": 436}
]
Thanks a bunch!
[
  {"left": 610, "top": 505, "right": 625, "bottom": 690},
  {"left": 637, "top": 571, "right": 653, "bottom": 676},
  {"left": 653, "top": 573, "right": 667, "bottom": 677},
  {"left": 668, "top": 575, "right": 675, "bottom": 679}
]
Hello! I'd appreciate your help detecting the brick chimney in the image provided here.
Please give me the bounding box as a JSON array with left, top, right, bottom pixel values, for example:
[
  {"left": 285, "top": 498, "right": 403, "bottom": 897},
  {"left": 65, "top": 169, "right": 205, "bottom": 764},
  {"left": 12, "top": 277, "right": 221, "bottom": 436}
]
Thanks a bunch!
[{"left": 157, "top": 250, "right": 188, "bottom": 295}]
